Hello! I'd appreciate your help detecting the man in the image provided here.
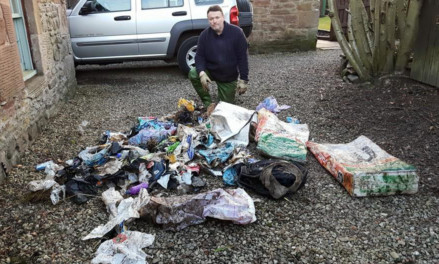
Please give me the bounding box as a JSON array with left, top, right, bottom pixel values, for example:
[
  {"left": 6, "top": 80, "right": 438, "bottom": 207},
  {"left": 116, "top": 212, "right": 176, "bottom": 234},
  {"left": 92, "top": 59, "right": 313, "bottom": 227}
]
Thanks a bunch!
[{"left": 188, "top": 5, "right": 249, "bottom": 107}]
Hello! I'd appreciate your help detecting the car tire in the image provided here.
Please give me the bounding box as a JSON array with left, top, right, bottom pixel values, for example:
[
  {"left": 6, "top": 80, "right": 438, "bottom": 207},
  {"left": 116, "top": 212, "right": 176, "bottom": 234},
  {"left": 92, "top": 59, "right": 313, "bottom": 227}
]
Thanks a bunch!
[
  {"left": 241, "top": 25, "right": 253, "bottom": 38},
  {"left": 237, "top": 0, "right": 251, "bottom": 12},
  {"left": 177, "top": 36, "right": 198, "bottom": 76}
]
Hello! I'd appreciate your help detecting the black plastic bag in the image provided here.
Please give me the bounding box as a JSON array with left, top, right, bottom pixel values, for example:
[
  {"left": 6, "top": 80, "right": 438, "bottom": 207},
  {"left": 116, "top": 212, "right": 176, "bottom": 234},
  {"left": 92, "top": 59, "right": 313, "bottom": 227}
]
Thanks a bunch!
[{"left": 237, "top": 159, "right": 307, "bottom": 199}]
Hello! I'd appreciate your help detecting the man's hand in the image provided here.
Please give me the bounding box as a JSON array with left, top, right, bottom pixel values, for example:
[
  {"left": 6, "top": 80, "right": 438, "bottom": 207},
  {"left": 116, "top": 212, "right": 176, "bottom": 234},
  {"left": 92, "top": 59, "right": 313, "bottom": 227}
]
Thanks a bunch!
[
  {"left": 200, "top": 72, "right": 212, "bottom": 92},
  {"left": 237, "top": 79, "right": 249, "bottom": 95}
]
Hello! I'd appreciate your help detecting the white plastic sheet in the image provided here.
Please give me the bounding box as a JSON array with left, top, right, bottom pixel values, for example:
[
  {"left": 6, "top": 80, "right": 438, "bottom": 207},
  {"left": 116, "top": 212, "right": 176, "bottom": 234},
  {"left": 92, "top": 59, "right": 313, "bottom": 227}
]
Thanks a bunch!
[
  {"left": 210, "top": 102, "right": 256, "bottom": 146},
  {"left": 91, "top": 230, "right": 155, "bottom": 264},
  {"left": 83, "top": 189, "right": 150, "bottom": 240},
  {"left": 102, "top": 187, "right": 124, "bottom": 218}
]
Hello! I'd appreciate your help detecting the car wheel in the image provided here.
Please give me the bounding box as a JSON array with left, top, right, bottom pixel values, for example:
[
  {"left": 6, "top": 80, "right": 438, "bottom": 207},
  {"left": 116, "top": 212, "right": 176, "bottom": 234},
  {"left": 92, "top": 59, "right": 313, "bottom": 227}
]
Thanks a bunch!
[
  {"left": 241, "top": 25, "right": 253, "bottom": 38},
  {"left": 177, "top": 36, "right": 198, "bottom": 75},
  {"left": 237, "top": 0, "right": 251, "bottom": 12}
]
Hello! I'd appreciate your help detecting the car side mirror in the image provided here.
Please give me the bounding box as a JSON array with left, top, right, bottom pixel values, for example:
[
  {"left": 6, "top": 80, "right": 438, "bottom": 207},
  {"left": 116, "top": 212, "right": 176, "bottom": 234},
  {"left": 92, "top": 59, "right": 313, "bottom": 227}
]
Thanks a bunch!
[{"left": 79, "top": 1, "right": 94, "bottom": 15}]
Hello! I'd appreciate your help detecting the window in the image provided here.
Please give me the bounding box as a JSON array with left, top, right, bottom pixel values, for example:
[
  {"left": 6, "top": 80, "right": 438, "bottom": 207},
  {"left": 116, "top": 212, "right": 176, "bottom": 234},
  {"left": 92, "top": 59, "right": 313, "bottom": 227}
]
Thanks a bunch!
[
  {"left": 9, "top": 0, "right": 34, "bottom": 76},
  {"left": 67, "top": 0, "right": 81, "bottom": 9},
  {"left": 194, "top": 0, "right": 223, "bottom": 6},
  {"left": 87, "top": 0, "right": 131, "bottom": 13},
  {"left": 141, "top": 0, "right": 183, "bottom": 9}
]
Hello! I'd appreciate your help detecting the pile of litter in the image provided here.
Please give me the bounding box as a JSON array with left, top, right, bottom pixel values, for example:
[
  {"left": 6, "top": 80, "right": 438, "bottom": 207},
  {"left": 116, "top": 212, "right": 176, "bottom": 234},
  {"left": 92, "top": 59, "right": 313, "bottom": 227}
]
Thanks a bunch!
[{"left": 25, "top": 96, "right": 418, "bottom": 263}]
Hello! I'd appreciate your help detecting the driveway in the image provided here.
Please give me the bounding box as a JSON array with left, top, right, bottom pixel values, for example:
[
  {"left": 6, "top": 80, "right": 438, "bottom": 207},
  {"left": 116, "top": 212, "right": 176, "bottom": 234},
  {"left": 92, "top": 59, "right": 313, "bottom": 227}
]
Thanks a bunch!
[{"left": 2, "top": 50, "right": 439, "bottom": 263}]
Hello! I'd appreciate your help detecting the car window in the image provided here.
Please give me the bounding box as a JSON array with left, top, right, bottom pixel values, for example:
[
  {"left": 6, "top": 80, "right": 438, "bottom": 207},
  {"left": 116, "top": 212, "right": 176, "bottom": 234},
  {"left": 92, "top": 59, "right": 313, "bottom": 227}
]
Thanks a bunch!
[
  {"left": 141, "top": 0, "right": 183, "bottom": 9},
  {"left": 88, "top": 0, "right": 131, "bottom": 12},
  {"left": 194, "top": 0, "right": 223, "bottom": 6}
]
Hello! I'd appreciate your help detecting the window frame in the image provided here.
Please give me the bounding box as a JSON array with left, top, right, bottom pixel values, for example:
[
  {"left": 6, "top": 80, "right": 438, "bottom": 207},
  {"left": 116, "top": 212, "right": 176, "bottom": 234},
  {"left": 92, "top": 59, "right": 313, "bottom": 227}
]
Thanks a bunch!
[
  {"left": 194, "top": 0, "right": 223, "bottom": 6},
  {"left": 9, "top": 0, "right": 35, "bottom": 78},
  {"left": 141, "top": 0, "right": 184, "bottom": 10},
  {"left": 85, "top": 0, "right": 131, "bottom": 14}
]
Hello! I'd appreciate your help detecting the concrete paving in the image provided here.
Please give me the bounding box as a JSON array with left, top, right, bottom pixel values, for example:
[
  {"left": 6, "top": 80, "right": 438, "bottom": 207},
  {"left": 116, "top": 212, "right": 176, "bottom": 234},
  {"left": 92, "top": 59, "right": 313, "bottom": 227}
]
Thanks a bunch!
[{"left": 316, "top": 39, "right": 341, "bottom": 50}]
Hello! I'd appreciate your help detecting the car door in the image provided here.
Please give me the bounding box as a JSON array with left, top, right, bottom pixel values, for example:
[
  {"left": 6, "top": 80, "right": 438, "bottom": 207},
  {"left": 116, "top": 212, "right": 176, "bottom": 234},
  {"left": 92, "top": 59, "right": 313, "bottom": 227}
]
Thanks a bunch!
[
  {"left": 137, "top": 0, "right": 191, "bottom": 56},
  {"left": 68, "top": 0, "right": 138, "bottom": 60}
]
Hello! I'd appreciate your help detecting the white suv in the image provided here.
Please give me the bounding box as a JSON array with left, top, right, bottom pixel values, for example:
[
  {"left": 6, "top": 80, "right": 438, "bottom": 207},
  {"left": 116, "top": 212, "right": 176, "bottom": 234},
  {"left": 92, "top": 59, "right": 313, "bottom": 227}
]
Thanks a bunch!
[{"left": 67, "top": 0, "right": 253, "bottom": 74}]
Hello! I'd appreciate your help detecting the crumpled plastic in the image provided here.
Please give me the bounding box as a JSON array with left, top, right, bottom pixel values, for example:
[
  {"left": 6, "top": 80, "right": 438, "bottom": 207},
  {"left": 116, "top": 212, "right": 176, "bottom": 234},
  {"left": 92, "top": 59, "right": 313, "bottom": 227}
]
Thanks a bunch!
[
  {"left": 255, "top": 108, "right": 309, "bottom": 163},
  {"left": 91, "top": 230, "right": 155, "bottom": 264},
  {"left": 255, "top": 96, "right": 290, "bottom": 114},
  {"left": 28, "top": 179, "right": 58, "bottom": 192},
  {"left": 210, "top": 102, "right": 256, "bottom": 146},
  {"left": 133, "top": 117, "right": 176, "bottom": 135},
  {"left": 50, "top": 185, "right": 66, "bottom": 205},
  {"left": 177, "top": 98, "right": 195, "bottom": 112},
  {"left": 79, "top": 145, "right": 110, "bottom": 167},
  {"left": 101, "top": 131, "right": 128, "bottom": 144},
  {"left": 28, "top": 161, "right": 64, "bottom": 192},
  {"left": 83, "top": 188, "right": 150, "bottom": 240},
  {"left": 102, "top": 187, "right": 124, "bottom": 219},
  {"left": 139, "top": 188, "right": 256, "bottom": 231},
  {"left": 236, "top": 159, "right": 307, "bottom": 199},
  {"left": 65, "top": 178, "right": 98, "bottom": 204},
  {"left": 128, "top": 125, "right": 176, "bottom": 147},
  {"left": 96, "top": 159, "right": 123, "bottom": 176},
  {"left": 198, "top": 142, "right": 235, "bottom": 167},
  {"left": 176, "top": 125, "right": 200, "bottom": 162}
]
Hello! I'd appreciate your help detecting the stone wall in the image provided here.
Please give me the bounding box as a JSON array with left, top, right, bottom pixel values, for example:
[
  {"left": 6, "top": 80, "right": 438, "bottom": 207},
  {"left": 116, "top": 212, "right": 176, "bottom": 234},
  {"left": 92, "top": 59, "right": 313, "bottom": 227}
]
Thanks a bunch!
[
  {"left": 248, "top": 0, "right": 320, "bottom": 53},
  {"left": 0, "top": 0, "right": 76, "bottom": 181}
]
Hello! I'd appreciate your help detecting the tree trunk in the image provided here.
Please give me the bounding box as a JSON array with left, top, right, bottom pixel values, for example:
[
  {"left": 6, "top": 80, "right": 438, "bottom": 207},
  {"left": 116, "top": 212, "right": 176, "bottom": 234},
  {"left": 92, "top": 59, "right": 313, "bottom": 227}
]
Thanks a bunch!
[
  {"left": 395, "top": 0, "right": 422, "bottom": 72},
  {"left": 384, "top": 0, "right": 396, "bottom": 73},
  {"left": 328, "top": 0, "right": 370, "bottom": 79},
  {"left": 360, "top": 0, "right": 374, "bottom": 53},
  {"left": 350, "top": 0, "right": 373, "bottom": 70},
  {"left": 328, "top": 0, "right": 422, "bottom": 81}
]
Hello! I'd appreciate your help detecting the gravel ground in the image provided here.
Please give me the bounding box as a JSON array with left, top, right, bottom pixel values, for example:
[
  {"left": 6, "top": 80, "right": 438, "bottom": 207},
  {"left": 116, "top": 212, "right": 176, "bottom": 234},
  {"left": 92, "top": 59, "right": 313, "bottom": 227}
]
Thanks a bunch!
[{"left": 1, "top": 49, "right": 439, "bottom": 264}]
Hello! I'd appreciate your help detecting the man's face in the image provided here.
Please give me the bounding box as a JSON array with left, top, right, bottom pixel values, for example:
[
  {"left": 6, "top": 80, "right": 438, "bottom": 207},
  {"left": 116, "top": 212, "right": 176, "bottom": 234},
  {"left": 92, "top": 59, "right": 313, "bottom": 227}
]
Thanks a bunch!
[{"left": 208, "top": 11, "right": 225, "bottom": 34}]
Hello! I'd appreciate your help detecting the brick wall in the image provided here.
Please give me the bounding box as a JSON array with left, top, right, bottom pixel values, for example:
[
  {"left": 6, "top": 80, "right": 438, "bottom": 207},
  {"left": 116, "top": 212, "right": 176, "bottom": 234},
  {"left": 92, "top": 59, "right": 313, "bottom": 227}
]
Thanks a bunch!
[
  {"left": 248, "top": 0, "right": 320, "bottom": 53},
  {"left": 0, "top": 0, "right": 76, "bottom": 181},
  {"left": 0, "top": 0, "right": 25, "bottom": 112}
]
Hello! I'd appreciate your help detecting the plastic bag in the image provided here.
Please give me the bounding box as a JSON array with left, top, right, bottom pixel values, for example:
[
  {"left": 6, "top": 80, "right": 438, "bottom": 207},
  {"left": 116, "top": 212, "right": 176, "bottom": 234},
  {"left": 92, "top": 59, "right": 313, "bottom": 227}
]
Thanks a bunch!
[
  {"left": 255, "top": 96, "right": 290, "bottom": 114},
  {"left": 198, "top": 142, "right": 235, "bottom": 167},
  {"left": 91, "top": 230, "right": 155, "bottom": 264},
  {"left": 50, "top": 185, "right": 66, "bottom": 205},
  {"left": 139, "top": 188, "right": 256, "bottom": 231},
  {"left": 307, "top": 135, "right": 418, "bottom": 197},
  {"left": 78, "top": 145, "right": 110, "bottom": 167},
  {"left": 255, "top": 108, "right": 309, "bottom": 163},
  {"left": 83, "top": 188, "right": 150, "bottom": 240},
  {"left": 102, "top": 187, "right": 124, "bottom": 218},
  {"left": 177, "top": 98, "right": 195, "bottom": 112},
  {"left": 210, "top": 102, "right": 256, "bottom": 146},
  {"left": 236, "top": 160, "right": 307, "bottom": 199}
]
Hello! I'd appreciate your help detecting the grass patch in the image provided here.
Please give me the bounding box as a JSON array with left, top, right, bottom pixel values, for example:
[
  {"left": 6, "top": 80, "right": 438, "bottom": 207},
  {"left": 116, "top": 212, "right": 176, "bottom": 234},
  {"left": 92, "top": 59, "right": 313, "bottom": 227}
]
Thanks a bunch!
[
  {"left": 214, "top": 245, "right": 232, "bottom": 252},
  {"left": 318, "top": 16, "right": 331, "bottom": 31}
]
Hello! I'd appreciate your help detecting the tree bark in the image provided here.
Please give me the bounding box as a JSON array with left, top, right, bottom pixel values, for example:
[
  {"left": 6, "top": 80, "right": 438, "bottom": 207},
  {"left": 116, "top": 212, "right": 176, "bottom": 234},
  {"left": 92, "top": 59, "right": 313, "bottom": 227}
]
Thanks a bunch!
[
  {"left": 360, "top": 0, "right": 374, "bottom": 53},
  {"left": 351, "top": 0, "right": 373, "bottom": 71},
  {"left": 384, "top": 0, "right": 396, "bottom": 73},
  {"left": 328, "top": 0, "right": 370, "bottom": 79},
  {"left": 395, "top": 0, "right": 407, "bottom": 37},
  {"left": 395, "top": 0, "right": 423, "bottom": 72},
  {"left": 372, "top": 0, "right": 382, "bottom": 74}
]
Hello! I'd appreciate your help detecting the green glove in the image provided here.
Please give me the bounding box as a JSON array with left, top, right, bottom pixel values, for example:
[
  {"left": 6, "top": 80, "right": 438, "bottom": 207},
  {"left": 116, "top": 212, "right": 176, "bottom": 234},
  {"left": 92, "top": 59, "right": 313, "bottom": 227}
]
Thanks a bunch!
[
  {"left": 200, "top": 72, "right": 212, "bottom": 92},
  {"left": 237, "top": 79, "right": 249, "bottom": 95}
]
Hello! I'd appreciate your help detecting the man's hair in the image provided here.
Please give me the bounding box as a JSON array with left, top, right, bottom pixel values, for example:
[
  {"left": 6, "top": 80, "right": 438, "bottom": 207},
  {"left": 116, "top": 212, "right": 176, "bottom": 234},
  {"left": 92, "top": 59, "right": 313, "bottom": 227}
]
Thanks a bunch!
[{"left": 207, "top": 5, "right": 223, "bottom": 15}]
